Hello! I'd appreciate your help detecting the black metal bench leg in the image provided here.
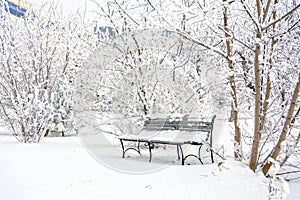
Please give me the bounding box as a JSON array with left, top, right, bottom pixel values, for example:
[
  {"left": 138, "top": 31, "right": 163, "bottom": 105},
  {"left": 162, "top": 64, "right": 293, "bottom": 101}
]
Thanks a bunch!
[
  {"left": 197, "top": 144, "right": 204, "bottom": 165},
  {"left": 120, "top": 139, "right": 125, "bottom": 158},
  {"left": 210, "top": 147, "right": 214, "bottom": 163},
  {"left": 120, "top": 139, "right": 142, "bottom": 159},
  {"left": 147, "top": 142, "right": 152, "bottom": 162},
  {"left": 137, "top": 141, "right": 141, "bottom": 153},
  {"left": 176, "top": 145, "right": 180, "bottom": 160},
  {"left": 177, "top": 145, "right": 184, "bottom": 165}
]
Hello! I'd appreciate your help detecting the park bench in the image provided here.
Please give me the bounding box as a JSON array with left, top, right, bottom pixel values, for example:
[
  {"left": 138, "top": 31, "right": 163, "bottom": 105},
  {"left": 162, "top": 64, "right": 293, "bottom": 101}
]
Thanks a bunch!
[{"left": 119, "top": 115, "right": 216, "bottom": 165}]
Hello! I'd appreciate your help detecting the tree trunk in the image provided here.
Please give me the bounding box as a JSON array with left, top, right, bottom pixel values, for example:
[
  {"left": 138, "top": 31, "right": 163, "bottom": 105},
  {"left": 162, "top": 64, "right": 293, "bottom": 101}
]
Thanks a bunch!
[
  {"left": 223, "top": 0, "right": 242, "bottom": 160},
  {"left": 249, "top": 31, "right": 262, "bottom": 172},
  {"left": 262, "top": 74, "right": 300, "bottom": 175},
  {"left": 261, "top": 1, "right": 277, "bottom": 131}
]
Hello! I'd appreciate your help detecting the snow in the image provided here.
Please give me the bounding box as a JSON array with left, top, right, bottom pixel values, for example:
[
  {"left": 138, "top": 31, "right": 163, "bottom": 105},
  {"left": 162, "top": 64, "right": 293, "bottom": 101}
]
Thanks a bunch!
[
  {"left": 0, "top": 134, "right": 270, "bottom": 200},
  {"left": 119, "top": 129, "right": 208, "bottom": 144},
  {"left": 287, "top": 181, "right": 300, "bottom": 200}
]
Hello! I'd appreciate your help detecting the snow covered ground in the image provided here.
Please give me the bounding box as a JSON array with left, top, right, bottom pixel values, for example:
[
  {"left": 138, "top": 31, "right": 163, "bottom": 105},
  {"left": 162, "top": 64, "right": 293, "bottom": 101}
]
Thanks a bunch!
[
  {"left": 0, "top": 133, "right": 267, "bottom": 200},
  {"left": 287, "top": 182, "right": 300, "bottom": 200},
  {"left": 0, "top": 125, "right": 299, "bottom": 200}
]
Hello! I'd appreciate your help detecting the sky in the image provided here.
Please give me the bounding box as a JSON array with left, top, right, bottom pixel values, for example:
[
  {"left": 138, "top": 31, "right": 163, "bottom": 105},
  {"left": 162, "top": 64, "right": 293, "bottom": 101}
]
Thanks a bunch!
[
  {"left": 27, "top": 0, "right": 90, "bottom": 11},
  {"left": 26, "top": 0, "right": 97, "bottom": 18}
]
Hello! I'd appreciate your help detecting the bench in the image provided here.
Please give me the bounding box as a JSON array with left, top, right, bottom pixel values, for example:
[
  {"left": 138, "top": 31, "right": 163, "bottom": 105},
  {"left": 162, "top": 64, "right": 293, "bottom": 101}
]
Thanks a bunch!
[{"left": 119, "top": 115, "right": 216, "bottom": 165}]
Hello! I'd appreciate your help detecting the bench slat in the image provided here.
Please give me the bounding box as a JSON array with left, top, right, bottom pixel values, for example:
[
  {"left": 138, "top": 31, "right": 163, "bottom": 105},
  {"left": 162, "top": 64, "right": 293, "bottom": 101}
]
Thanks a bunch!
[{"left": 119, "top": 115, "right": 216, "bottom": 165}]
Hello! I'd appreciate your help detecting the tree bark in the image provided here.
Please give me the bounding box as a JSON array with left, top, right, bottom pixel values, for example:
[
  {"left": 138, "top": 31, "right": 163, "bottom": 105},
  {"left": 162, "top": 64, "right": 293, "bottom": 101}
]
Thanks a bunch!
[
  {"left": 261, "top": 0, "right": 278, "bottom": 132},
  {"left": 262, "top": 74, "right": 300, "bottom": 175},
  {"left": 223, "top": 0, "right": 242, "bottom": 160},
  {"left": 249, "top": 31, "right": 262, "bottom": 172}
]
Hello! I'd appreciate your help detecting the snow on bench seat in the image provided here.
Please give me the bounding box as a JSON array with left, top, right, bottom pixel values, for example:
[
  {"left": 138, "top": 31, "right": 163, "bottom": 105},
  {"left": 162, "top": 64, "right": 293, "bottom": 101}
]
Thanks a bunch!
[{"left": 119, "top": 115, "right": 216, "bottom": 165}]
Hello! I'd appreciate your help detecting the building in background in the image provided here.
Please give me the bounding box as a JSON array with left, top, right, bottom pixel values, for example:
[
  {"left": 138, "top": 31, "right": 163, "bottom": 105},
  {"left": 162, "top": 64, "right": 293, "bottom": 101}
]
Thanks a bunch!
[{"left": 0, "top": 0, "right": 37, "bottom": 17}]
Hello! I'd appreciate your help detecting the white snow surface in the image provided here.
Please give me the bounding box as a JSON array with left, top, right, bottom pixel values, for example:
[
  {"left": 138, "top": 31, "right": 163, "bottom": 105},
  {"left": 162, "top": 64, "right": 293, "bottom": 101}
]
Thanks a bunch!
[
  {"left": 287, "top": 181, "right": 300, "bottom": 200},
  {"left": 0, "top": 134, "right": 271, "bottom": 200}
]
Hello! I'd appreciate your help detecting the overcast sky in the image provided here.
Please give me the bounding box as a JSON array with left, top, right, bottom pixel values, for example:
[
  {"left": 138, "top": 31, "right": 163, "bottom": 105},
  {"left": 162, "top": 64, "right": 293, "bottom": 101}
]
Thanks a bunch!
[
  {"left": 27, "top": 0, "right": 86, "bottom": 10},
  {"left": 27, "top": 0, "right": 96, "bottom": 15},
  {"left": 26, "top": 0, "right": 101, "bottom": 21}
]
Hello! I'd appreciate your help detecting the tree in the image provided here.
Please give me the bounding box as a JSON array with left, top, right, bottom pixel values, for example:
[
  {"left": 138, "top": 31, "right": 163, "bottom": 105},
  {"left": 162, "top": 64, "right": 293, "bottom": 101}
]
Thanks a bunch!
[
  {"left": 76, "top": 27, "right": 224, "bottom": 136},
  {"left": 0, "top": 2, "right": 96, "bottom": 142},
  {"left": 91, "top": 0, "right": 300, "bottom": 176}
]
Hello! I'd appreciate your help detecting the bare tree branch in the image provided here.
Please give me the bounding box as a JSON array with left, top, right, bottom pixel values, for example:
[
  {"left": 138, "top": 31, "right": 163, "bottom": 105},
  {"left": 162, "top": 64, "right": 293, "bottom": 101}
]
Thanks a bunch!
[{"left": 262, "top": 3, "right": 300, "bottom": 31}]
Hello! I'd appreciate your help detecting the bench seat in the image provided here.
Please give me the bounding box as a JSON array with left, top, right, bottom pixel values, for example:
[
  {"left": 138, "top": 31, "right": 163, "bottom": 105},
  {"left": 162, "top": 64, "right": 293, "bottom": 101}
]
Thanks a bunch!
[{"left": 119, "top": 115, "right": 216, "bottom": 165}]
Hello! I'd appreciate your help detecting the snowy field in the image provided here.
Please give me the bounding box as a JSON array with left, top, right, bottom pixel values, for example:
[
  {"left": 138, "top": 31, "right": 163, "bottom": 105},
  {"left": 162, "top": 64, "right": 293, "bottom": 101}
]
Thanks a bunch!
[
  {"left": 0, "top": 126, "right": 299, "bottom": 200},
  {"left": 0, "top": 134, "right": 267, "bottom": 200}
]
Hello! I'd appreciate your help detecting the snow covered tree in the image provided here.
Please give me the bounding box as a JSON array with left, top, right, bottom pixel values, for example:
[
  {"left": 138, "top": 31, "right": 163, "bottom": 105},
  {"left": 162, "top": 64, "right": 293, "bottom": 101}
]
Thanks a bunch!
[
  {"left": 0, "top": 1, "right": 96, "bottom": 142},
  {"left": 76, "top": 27, "right": 224, "bottom": 136},
  {"left": 74, "top": 0, "right": 226, "bottom": 136},
  {"left": 90, "top": 0, "right": 300, "bottom": 176}
]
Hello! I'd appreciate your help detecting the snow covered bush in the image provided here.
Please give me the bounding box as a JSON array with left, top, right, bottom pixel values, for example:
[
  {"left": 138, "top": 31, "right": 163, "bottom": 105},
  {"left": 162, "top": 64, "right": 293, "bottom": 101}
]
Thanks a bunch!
[{"left": 0, "top": 2, "right": 96, "bottom": 142}]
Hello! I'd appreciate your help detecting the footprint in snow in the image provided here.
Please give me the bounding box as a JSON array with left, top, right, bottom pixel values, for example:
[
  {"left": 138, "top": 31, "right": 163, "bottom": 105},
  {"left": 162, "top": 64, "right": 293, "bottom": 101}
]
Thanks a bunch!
[{"left": 144, "top": 185, "right": 152, "bottom": 189}]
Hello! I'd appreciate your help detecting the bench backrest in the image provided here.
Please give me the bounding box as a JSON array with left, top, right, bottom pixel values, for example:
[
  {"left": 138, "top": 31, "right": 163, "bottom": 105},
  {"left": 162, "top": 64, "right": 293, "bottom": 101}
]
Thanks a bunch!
[{"left": 143, "top": 115, "right": 216, "bottom": 142}]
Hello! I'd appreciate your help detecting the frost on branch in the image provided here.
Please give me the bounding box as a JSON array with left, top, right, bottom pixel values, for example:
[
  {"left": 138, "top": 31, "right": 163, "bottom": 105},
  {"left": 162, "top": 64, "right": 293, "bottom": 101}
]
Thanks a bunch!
[
  {"left": 0, "top": 2, "right": 96, "bottom": 142},
  {"left": 74, "top": 29, "right": 225, "bottom": 136},
  {"left": 93, "top": 0, "right": 300, "bottom": 176}
]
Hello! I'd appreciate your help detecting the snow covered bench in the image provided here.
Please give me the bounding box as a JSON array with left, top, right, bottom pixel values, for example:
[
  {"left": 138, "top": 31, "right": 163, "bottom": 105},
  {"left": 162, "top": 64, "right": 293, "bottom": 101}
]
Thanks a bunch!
[{"left": 119, "top": 115, "right": 216, "bottom": 165}]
